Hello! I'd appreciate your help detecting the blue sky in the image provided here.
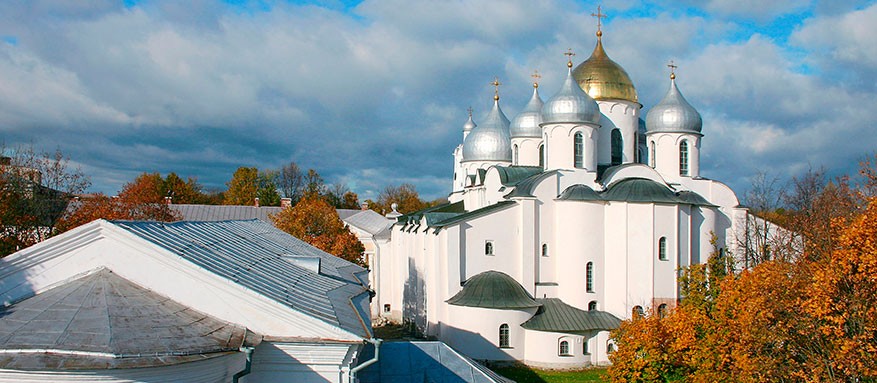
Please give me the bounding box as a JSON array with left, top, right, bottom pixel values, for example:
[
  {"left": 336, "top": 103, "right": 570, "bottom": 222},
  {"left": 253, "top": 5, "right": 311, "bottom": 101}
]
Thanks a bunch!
[{"left": 0, "top": 0, "right": 875, "bottom": 201}]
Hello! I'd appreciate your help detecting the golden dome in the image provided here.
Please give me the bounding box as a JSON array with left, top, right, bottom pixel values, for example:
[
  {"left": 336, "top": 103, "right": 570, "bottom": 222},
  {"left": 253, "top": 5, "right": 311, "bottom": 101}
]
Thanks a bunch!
[{"left": 572, "top": 36, "right": 638, "bottom": 103}]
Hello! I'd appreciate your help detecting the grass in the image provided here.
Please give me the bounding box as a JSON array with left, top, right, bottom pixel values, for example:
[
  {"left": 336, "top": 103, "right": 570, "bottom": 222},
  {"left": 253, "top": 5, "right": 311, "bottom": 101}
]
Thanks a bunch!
[{"left": 492, "top": 364, "right": 608, "bottom": 383}]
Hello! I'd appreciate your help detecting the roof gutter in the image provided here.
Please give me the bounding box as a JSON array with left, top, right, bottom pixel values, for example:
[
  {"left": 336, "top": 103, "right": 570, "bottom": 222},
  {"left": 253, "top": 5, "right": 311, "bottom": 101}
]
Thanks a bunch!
[
  {"left": 232, "top": 346, "right": 255, "bottom": 383},
  {"left": 347, "top": 338, "right": 382, "bottom": 383}
]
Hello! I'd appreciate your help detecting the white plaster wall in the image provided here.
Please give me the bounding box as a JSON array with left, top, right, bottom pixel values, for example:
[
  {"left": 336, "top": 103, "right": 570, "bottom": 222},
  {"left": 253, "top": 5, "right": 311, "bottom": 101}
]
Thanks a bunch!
[
  {"left": 542, "top": 124, "right": 598, "bottom": 171},
  {"left": 440, "top": 306, "right": 536, "bottom": 361},
  {"left": 626, "top": 203, "right": 656, "bottom": 312},
  {"left": 597, "top": 101, "right": 640, "bottom": 166},
  {"left": 461, "top": 206, "right": 522, "bottom": 282},
  {"left": 602, "top": 201, "right": 629, "bottom": 319},
  {"left": 555, "top": 201, "right": 605, "bottom": 310},
  {"left": 648, "top": 133, "right": 701, "bottom": 181},
  {"left": 243, "top": 342, "right": 358, "bottom": 383},
  {"left": 523, "top": 331, "right": 587, "bottom": 369},
  {"left": 512, "top": 137, "right": 543, "bottom": 167}
]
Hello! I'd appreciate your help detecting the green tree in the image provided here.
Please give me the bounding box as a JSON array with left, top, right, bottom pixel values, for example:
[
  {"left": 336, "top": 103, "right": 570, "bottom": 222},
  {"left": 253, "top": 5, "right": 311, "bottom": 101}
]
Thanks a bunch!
[
  {"left": 224, "top": 167, "right": 259, "bottom": 205},
  {"left": 369, "top": 183, "right": 429, "bottom": 215}
]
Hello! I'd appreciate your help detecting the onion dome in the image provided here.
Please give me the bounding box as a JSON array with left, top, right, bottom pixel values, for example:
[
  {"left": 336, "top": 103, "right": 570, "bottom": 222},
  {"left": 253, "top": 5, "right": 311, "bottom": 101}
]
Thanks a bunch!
[
  {"left": 462, "top": 99, "right": 512, "bottom": 162},
  {"left": 572, "top": 33, "right": 638, "bottom": 103},
  {"left": 463, "top": 108, "right": 477, "bottom": 134},
  {"left": 446, "top": 270, "right": 541, "bottom": 309},
  {"left": 646, "top": 73, "right": 702, "bottom": 134},
  {"left": 510, "top": 84, "right": 544, "bottom": 138},
  {"left": 542, "top": 62, "right": 601, "bottom": 125}
]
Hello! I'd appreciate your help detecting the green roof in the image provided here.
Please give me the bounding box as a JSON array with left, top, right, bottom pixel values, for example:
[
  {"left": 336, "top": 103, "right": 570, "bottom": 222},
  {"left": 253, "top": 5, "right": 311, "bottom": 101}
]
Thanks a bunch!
[
  {"left": 495, "top": 166, "right": 545, "bottom": 186},
  {"left": 432, "top": 201, "right": 516, "bottom": 228},
  {"left": 558, "top": 184, "right": 603, "bottom": 201},
  {"left": 602, "top": 178, "right": 679, "bottom": 204},
  {"left": 504, "top": 170, "right": 559, "bottom": 198},
  {"left": 446, "top": 271, "right": 541, "bottom": 309},
  {"left": 675, "top": 190, "right": 717, "bottom": 207},
  {"left": 521, "top": 298, "right": 621, "bottom": 333}
]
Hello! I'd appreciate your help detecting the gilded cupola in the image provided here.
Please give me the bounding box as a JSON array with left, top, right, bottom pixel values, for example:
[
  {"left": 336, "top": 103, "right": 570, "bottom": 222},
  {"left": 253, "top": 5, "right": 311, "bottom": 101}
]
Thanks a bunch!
[{"left": 572, "top": 8, "right": 638, "bottom": 103}]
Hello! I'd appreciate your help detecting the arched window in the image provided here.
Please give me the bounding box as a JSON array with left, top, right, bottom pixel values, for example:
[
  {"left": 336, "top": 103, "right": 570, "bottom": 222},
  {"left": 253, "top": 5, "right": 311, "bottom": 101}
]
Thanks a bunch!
[
  {"left": 513, "top": 144, "right": 519, "bottom": 165},
  {"left": 632, "top": 306, "right": 645, "bottom": 319},
  {"left": 658, "top": 237, "right": 667, "bottom": 261},
  {"left": 611, "top": 129, "right": 623, "bottom": 165},
  {"left": 649, "top": 141, "right": 656, "bottom": 168},
  {"left": 559, "top": 340, "right": 570, "bottom": 356},
  {"left": 588, "top": 301, "right": 598, "bottom": 311},
  {"left": 680, "top": 140, "right": 689, "bottom": 176},
  {"left": 658, "top": 303, "right": 668, "bottom": 318},
  {"left": 541, "top": 244, "right": 548, "bottom": 257},
  {"left": 586, "top": 262, "right": 594, "bottom": 293},
  {"left": 539, "top": 144, "right": 545, "bottom": 168},
  {"left": 499, "top": 324, "right": 510, "bottom": 348},
  {"left": 485, "top": 241, "right": 494, "bottom": 256},
  {"left": 573, "top": 132, "right": 584, "bottom": 168}
]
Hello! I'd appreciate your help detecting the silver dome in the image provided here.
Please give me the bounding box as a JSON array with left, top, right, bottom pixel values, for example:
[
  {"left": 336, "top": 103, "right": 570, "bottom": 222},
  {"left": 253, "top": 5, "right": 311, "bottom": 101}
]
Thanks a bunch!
[
  {"left": 646, "top": 77, "right": 702, "bottom": 134},
  {"left": 463, "top": 112, "right": 477, "bottom": 133},
  {"left": 541, "top": 68, "right": 601, "bottom": 125},
  {"left": 510, "top": 87, "right": 544, "bottom": 138},
  {"left": 462, "top": 100, "right": 512, "bottom": 162}
]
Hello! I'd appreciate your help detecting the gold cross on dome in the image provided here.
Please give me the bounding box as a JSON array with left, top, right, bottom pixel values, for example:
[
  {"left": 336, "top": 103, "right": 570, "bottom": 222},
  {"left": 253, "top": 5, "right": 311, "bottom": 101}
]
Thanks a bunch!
[
  {"left": 591, "top": 5, "right": 607, "bottom": 33},
  {"left": 531, "top": 70, "right": 541, "bottom": 88},
  {"left": 491, "top": 77, "right": 502, "bottom": 100},
  {"left": 564, "top": 48, "right": 576, "bottom": 67},
  {"left": 667, "top": 60, "right": 678, "bottom": 79}
]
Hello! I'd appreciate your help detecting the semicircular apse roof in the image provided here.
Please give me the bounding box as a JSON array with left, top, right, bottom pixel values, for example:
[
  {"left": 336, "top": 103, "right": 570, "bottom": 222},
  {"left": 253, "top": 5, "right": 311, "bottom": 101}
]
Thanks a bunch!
[{"left": 446, "top": 270, "right": 540, "bottom": 309}]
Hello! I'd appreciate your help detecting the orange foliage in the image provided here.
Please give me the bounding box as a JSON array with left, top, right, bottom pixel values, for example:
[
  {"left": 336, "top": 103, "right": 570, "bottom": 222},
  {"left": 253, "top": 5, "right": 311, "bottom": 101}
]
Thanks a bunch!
[{"left": 271, "top": 194, "right": 365, "bottom": 267}]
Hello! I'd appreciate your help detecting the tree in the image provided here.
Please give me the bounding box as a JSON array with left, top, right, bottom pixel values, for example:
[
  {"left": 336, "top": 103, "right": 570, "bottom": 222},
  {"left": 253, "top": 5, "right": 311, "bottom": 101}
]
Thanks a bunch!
[
  {"left": 0, "top": 145, "right": 90, "bottom": 256},
  {"left": 163, "top": 172, "right": 204, "bottom": 204},
  {"left": 304, "top": 169, "right": 325, "bottom": 197},
  {"left": 369, "top": 183, "right": 429, "bottom": 215},
  {"left": 277, "top": 162, "right": 305, "bottom": 203},
  {"left": 224, "top": 167, "right": 280, "bottom": 206},
  {"left": 270, "top": 194, "right": 365, "bottom": 267},
  {"left": 325, "top": 183, "right": 360, "bottom": 209}
]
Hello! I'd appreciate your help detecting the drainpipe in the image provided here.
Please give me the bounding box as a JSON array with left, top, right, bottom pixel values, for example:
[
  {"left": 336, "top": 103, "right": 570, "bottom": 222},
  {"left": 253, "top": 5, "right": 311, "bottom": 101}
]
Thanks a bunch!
[
  {"left": 348, "top": 338, "right": 382, "bottom": 383},
  {"left": 232, "top": 346, "right": 255, "bottom": 383}
]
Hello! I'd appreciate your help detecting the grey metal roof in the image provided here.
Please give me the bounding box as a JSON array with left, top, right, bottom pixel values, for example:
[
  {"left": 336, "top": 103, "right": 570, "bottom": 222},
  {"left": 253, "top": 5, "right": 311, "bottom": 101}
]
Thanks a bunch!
[
  {"left": 521, "top": 298, "right": 621, "bottom": 333},
  {"left": 112, "top": 219, "right": 372, "bottom": 339},
  {"left": 446, "top": 271, "right": 540, "bottom": 310},
  {"left": 357, "top": 341, "right": 514, "bottom": 383},
  {"left": 646, "top": 76, "right": 703, "bottom": 134},
  {"left": 602, "top": 178, "right": 680, "bottom": 204},
  {"left": 170, "top": 204, "right": 282, "bottom": 222},
  {"left": 494, "top": 165, "right": 544, "bottom": 187},
  {"left": 0, "top": 268, "right": 251, "bottom": 370},
  {"left": 510, "top": 86, "right": 544, "bottom": 138},
  {"left": 503, "top": 170, "right": 559, "bottom": 198},
  {"left": 343, "top": 209, "right": 394, "bottom": 238},
  {"left": 462, "top": 100, "right": 513, "bottom": 163},
  {"left": 431, "top": 201, "right": 516, "bottom": 228},
  {"left": 558, "top": 184, "right": 603, "bottom": 201},
  {"left": 541, "top": 67, "right": 601, "bottom": 125}
]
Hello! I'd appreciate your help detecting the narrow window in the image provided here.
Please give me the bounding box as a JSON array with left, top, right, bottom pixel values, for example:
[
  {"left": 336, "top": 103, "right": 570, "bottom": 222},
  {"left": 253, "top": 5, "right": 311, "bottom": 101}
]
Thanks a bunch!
[
  {"left": 658, "top": 303, "right": 668, "bottom": 318},
  {"left": 513, "top": 144, "right": 519, "bottom": 165},
  {"left": 383, "top": 304, "right": 391, "bottom": 313},
  {"left": 611, "top": 129, "right": 623, "bottom": 165},
  {"left": 586, "top": 262, "right": 594, "bottom": 293},
  {"left": 485, "top": 241, "right": 494, "bottom": 256},
  {"left": 588, "top": 301, "right": 597, "bottom": 311},
  {"left": 559, "top": 340, "right": 570, "bottom": 356},
  {"left": 633, "top": 305, "right": 644, "bottom": 319},
  {"left": 658, "top": 237, "right": 667, "bottom": 261},
  {"left": 541, "top": 244, "right": 548, "bottom": 257},
  {"left": 680, "top": 140, "right": 689, "bottom": 176},
  {"left": 649, "top": 141, "right": 656, "bottom": 168},
  {"left": 539, "top": 144, "right": 545, "bottom": 168},
  {"left": 574, "top": 132, "right": 584, "bottom": 168},
  {"left": 499, "top": 324, "right": 510, "bottom": 348},
  {"left": 607, "top": 342, "right": 616, "bottom": 354},
  {"left": 583, "top": 339, "right": 590, "bottom": 355}
]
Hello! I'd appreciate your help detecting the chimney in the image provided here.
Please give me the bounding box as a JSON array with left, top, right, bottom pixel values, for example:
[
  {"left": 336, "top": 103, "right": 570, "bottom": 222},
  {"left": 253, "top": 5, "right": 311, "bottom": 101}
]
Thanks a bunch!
[
  {"left": 164, "top": 196, "right": 172, "bottom": 205},
  {"left": 254, "top": 197, "right": 260, "bottom": 207},
  {"left": 281, "top": 198, "right": 292, "bottom": 208},
  {"left": 361, "top": 202, "right": 369, "bottom": 211}
]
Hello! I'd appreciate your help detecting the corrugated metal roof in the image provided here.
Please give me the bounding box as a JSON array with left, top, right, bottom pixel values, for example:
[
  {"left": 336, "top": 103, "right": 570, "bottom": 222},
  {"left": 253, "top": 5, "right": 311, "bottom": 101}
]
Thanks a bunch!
[
  {"left": 432, "top": 201, "right": 516, "bottom": 228},
  {"left": 503, "top": 170, "right": 559, "bottom": 198},
  {"left": 0, "top": 268, "right": 249, "bottom": 370},
  {"left": 170, "top": 204, "right": 282, "bottom": 222},
  {"left": 446, "top": 271, "right": 540, "bottom": 309},
  {"left": 357, "top": 341, "right": 514, "bottom": 383},
  {"left": 602, "top": 178, "right": 679, "bottom": 204},
  {"left": 343, "top": 210, "right": 394, "bottom": 238},
  {"left": 521, "top": 298, "right": 621, "bottom": 333},
  {"left": 494, "top": 165, "right": 544, "bottom": 186},
  {"left": 558, "top": 184, "right": 603, "bottom": 201},
  {"left": 112, "top": 219, "right": 372, "bottom": 339}
]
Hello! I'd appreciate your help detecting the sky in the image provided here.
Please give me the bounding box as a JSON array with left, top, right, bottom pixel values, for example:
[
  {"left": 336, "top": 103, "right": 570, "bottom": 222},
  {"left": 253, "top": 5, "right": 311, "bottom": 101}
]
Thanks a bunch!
[{"left": 0, "top": 0, "right": 875, "bottom": 201}]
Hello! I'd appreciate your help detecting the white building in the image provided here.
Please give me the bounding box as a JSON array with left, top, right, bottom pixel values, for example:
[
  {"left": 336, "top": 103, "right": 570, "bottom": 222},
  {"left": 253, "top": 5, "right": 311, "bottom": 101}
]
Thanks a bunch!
[
  {"left": 378, "top": 27, "right": 747, "bottom": 369},
  {"left": 0, "top": 219, "right": 377, "bottom": 382}
]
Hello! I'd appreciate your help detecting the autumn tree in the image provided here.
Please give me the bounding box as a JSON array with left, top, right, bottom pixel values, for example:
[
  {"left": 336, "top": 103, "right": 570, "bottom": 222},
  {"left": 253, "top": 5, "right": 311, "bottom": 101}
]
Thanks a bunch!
[
  {"left": 270, "top": 194, "right": 365, "bottom": 267},
  {"left": 224, "top": 167, "right": 280, "bottom": 206},
  {"left": 303, "top": 169, "right": 325, "bottom": 197},
  {"left": 0, "top": 145, "right": 90, "bottom": 256},
  {"left": 368, "top": 183, "right": 429, "bottom": 215},
  {"left": 163, "top": 172, "right": 204, "bottom": 204}
]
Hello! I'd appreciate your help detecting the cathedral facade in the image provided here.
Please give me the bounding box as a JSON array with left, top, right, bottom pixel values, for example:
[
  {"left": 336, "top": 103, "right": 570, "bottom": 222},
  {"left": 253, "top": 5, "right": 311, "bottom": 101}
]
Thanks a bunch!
[{"left": 380, "top": 25, "right": 747, "bottom": 368}]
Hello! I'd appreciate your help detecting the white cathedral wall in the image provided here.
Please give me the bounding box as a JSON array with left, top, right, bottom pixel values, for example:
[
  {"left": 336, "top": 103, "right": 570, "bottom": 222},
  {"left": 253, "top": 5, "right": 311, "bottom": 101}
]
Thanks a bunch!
[
  {"left": 523, "top": 330, "right": 587, "bottom": 369},
  {"left": 440, "top": 305, "right": 537, "bottom": 362},
  {"left": 648, "top": 133, "right": 702, "bottom": 180},
  {"left": 554, "top": 200, "right": 605, "bottom": 310},
  {"left": 512, "top": 137, "right": 542, "bottom": 167},
  {"left": 542, "top": 124, "right": 598, "bottom": 171},
  {"left": 460, "top": 206, "right": 522, "bottom": 283},
  {"left": 596, "top": 101, "right": 640, "bottom": 165}
]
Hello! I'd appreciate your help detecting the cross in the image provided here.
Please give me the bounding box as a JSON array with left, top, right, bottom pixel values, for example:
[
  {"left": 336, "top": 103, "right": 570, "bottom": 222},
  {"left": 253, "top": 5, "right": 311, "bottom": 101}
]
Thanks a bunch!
[
  {"left": 564, "top": 48, "right": 576, "bottom": 67},
  {"left": 490, "top": 77, "right": 502, "bottom": 100},
  {"left": 667, "top": 60, "right": 677, "bottom": 79},
  {"left": 531, "top": 70, "right": 541, "bottom": 88},
  {"left": 467, "top": 106, "right": 473, "bottom": 118},
  {"left": 591, "top": 5, "right": 607, "bottom": 34}
]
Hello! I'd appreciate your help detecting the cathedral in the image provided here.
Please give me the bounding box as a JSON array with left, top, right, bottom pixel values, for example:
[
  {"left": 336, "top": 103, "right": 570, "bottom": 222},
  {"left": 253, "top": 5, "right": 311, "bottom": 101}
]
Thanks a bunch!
[{"left": 377, "top": 15, "right": 747, "bottom": 369}]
